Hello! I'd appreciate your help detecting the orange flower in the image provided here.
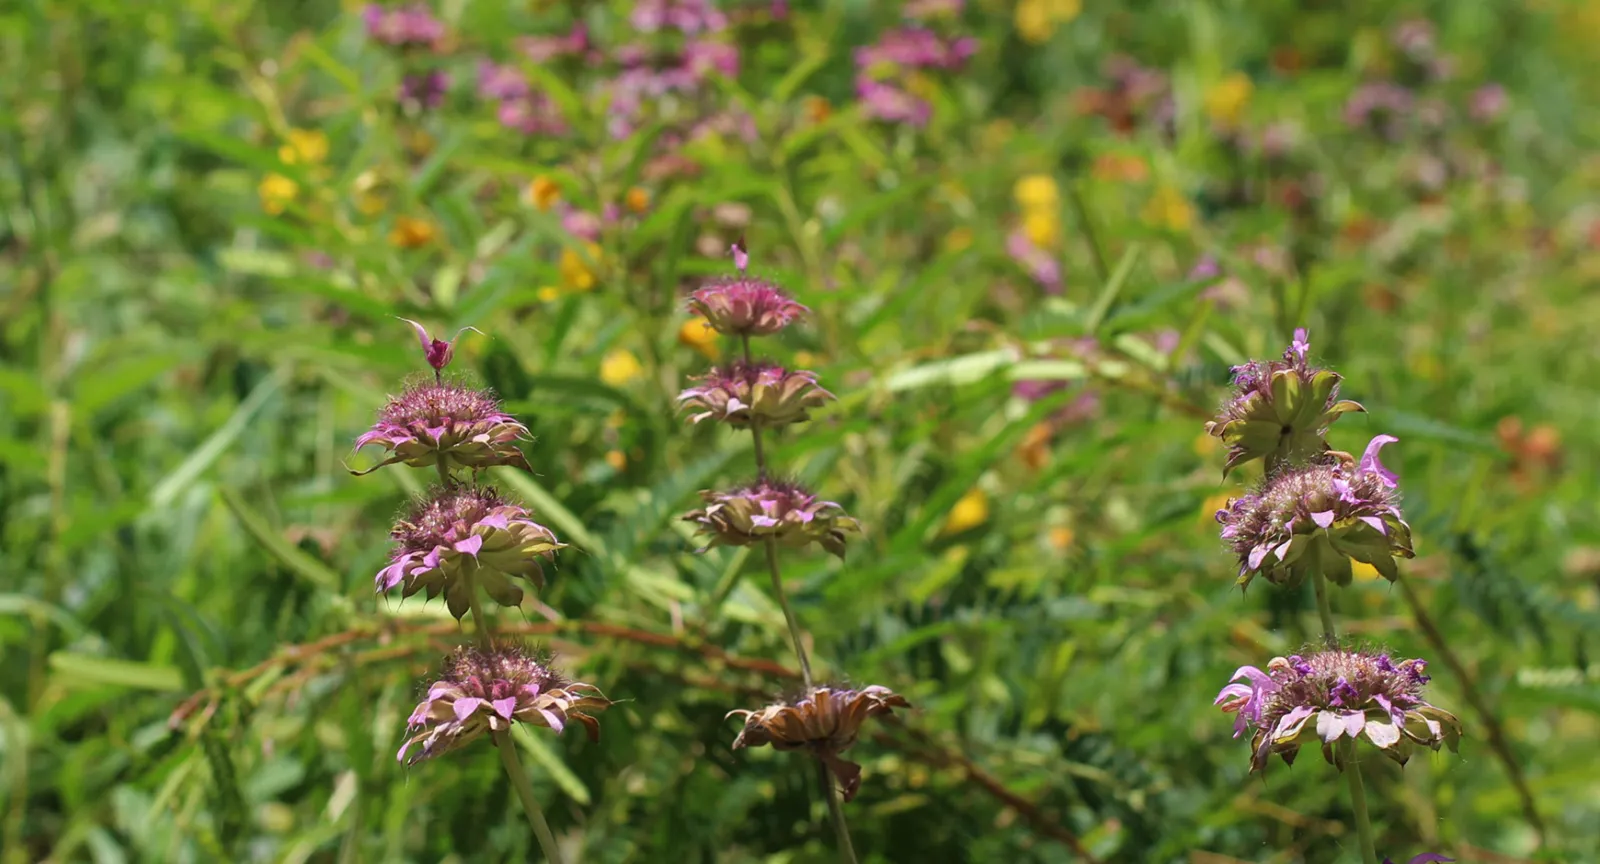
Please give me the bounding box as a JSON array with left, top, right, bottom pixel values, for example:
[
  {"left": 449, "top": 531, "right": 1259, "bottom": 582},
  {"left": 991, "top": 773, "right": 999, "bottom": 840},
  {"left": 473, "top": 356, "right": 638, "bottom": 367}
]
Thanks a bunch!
[
  {"left": 389, "top": 216, "right": 437, "bottom": 248},
  {"left": 528, "top": 176, "right": 560, "bottom": 212},
  {"left": 624, "top": 186, "right": 651, "bottom": 214}
]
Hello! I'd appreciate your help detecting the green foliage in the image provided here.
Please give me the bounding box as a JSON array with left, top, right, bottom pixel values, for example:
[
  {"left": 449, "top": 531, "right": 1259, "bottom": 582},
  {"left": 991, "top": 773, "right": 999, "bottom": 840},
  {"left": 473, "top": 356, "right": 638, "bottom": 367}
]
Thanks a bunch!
[{"left": 3, "top": 0, "right": 1599, "bottom": 862}]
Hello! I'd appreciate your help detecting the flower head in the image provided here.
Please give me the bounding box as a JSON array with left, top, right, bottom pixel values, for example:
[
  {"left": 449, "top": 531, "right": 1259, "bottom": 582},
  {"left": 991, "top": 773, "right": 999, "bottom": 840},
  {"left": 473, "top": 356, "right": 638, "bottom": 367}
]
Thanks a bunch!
[
  {"left": 1205, "top": 329, "right": 1365, "bottom": 474},
  {"left": 377, "top": 484, "right": 562, "bottom": 618},
  {"left": 684, "top": 480, "right": 860, "bottom": 558},
  {"left": 363, "top": 3, "right": 444, "bottom": 49},
  {"left": 729, "top": 685, "right": 910, "bottom": 802},
  {"left": 398, "top": 644, "right": 609, "bottom": 765},
  {"left": 1216, "top": 436, "right": 1414, "bottom": 588},
  {"left": 352, "top": 381, "right": 531, "bottom": 474},
  {"left": 688, "top": 254, "right": 807, "bottom": 336},
  {"left": 1218, "top": 648, "right": 1461, "bottom": 773},
  {"left": 677, "top": 361, "right": 833, "bottom": 428}
]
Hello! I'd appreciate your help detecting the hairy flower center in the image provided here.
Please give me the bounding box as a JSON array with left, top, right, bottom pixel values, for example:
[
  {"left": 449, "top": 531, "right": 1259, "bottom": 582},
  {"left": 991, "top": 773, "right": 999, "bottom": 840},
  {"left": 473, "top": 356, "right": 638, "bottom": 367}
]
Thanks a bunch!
[
  {"left": 393, "top": 488, "right": 510, "bottom": 548},
  {"left": 381, "top": 384, "right": 503, "bottom": 427},
  {"left": 1257, "top": 651, "right": 1427, "bottom": 730}
]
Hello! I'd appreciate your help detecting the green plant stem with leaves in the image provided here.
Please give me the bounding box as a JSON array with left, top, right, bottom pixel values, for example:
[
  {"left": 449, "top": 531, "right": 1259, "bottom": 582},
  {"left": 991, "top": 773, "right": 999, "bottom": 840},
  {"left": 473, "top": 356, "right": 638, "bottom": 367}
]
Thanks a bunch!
[
  {"left": 739, "top": 334, "right": 858, "bottom": 864},
  {"left": 1313, "top": 575, "right": 1379, "bottom": 864},
  {"left": 450, "top": 460, "right": 568, "bottom": 864}
]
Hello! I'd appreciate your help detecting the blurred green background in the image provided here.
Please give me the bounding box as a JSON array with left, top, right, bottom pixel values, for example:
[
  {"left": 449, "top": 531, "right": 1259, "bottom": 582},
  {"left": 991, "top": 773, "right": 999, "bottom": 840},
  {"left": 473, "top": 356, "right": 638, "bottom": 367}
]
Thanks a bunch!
[{"left": 3, "top": 0, "right": 1598, "bottom": 861}]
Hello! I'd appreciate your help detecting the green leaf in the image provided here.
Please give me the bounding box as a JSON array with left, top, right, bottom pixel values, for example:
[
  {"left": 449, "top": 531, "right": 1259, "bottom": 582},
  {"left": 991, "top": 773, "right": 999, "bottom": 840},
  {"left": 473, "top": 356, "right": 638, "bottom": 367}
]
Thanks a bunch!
[
  {"left": 510, "top": 724, "right": 591, "bottom": 805},
  {"left": 149, "top": 367, "right": 290, "bottom": 509},
  {"left": 490, "top": 468, "right": 605, "bottom": 560},
  {"left": 48, "top": 653, "right": 183, "bottom": 692},
  {"left": 1085, "top": 242, "right": 1142, "bottom": 334},
  {"left": 219, "top": 487, "right": 342, "bottom": 590}
]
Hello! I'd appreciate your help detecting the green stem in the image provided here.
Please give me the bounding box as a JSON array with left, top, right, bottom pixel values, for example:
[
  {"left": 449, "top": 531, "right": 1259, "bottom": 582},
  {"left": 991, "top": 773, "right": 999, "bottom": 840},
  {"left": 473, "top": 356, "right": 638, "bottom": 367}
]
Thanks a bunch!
[
  {"left": 817, "top": 759, "right": 861, "bottom": 864},
  {"left": 1312, "top": 576, "right": 1378, "bottom": 864},
  {"left": 740, "top": 335, "right": 769, "bottom": 481},
  {"left": 495, "top": 729, "right": 567, "bottom": 864},
  {"left": 763, "top": 538, "right": 814, "bottom": 689}
]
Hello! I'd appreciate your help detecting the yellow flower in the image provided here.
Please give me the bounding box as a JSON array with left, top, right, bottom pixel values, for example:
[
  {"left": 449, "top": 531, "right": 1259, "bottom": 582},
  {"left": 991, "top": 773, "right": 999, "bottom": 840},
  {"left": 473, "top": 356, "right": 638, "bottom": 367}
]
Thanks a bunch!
[
  {"left": 1015, "top": 0, "right": 1081, "bottom": 45},
  {"left": 1204, "top": 73, "right": 1254, "bottom": 127},
  {"left": 352, "top": 170, "right": 387, "bottom": 216},
  {"left": 943, "top": 227, "right": 974, "bottom": 253},
  {"left": 389, "top": 216, "right": 437, "bottom": 248},
  {"left": 258, "top": 174, "right": 299, "bottom": 215},
  {"left": 793, "top": 350, "right": 818, "bottom": 369},
  {"left": 279, "top": 129, "right": 328, "bottom": 166},
  {"left": 678, "top": 316, "right": 721, "bottom": 360},
  {"left": 942, "top": 487, "right": 990, "bottom": 535},
  {"left": 1200, "top": 491, "right": 1234, "bottom": 527},
  {"left": 1142, "top": 185, "right": 1194, "bottom": 233},
  {"left": 537, "top": 286, "right": 562, "bottom": 303},
  {"left": 803, "top": 95, "right": 832, "bottom": 124},
  {"left": 599, "top": 349, "right": 644, "bottom": 386},
  {"left": 625, "top": 187, "right": 651, "bottom": 214},
  {"left": 604, "top": 450, "right": 627, "bottom": 471},
  {"left": 1013, "top": 174, "right": 1060, "bottom": 212},
  {"left": 560, "top": 243, "right": 601, "bottom": 291},
  {"left": 1023, "top": 210, "right": 1060, "bottom": 249},
  {"left": 528, "top": 176, "right": 560, "bottom": 212},
  {"left": 1352, "top": 561, "right": 1383, "bottom": 581},
  {"left": 1048, "top": 525, "right": 1074, "bottom": 551},
  {"left": 1192, "top": 431, "right": 1220, "bottom": 458}
]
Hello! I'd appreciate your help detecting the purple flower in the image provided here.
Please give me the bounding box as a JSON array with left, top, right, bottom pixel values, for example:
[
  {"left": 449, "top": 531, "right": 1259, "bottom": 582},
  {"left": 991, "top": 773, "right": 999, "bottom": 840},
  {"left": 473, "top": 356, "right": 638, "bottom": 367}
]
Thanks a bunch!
[
  {"left": 559, "top": 205, "right": 604, "bottom": 243},
  {"left": 1188, "top": 255, "right": 1220, "bottom": 282},
  {"left": 1344, "top": 82, "right": 1414, "bottom": 138},
  {"left": 1005, "top": 231, "right": 1062, "bottom": 293},
  {"left": 856, "top": 78, "right": 931, "bottom": 127},
  {"left": 1215, "top": 435, "right": 1414, "bottom": 588},
  {"left": 688, "top": 260, "right": 809, "bottom": 336},
  {"left": 476, "top": 61, "right": 528, "bottom": 102},
  {"left": 684, "top": 39, "right": 739, "bottom": 78},
  {"left": 399, "top": 70, "right": 450, "bottom": 110},
  {"left": 398, "top": 317, "right": 481, "bottom": 373},
  {"left": 377, "top": 485, "right": 563, "bottom": 617},
  {"left": 678, "top": 361, "right": 834, "bottom": 428},
  {"left": 363, "top": 3, "right": 444, "bottom": 48},
  {"left": 397, "top": 645, "right": 609, "bottom": 765},
  {"left": 1218, "top": 647, "right": 1461, "bottom": 773},
  {"left": 1206, "top": 330, "right": 1365, "bottom": 475},
  {"left": 1391, "top": 19, "right": 1435, "bottom": 61},
  {"left": 497, "top": 93, "right": 568, "bottom": 136},
  {"left": 631, "top": 0, "right": 727, "bottom": 35},
  {"left": 1470, "top": 83, "right": 1508, "bottom": 123},
  {"left": 352, "top": 382, "right": 531, "bottom": 474},
  {"left": 684, "top": 480, "right": 861, "bottom": 558},
  {"left": 517, "top": 24, "right": 589, "bottom": 63},
  {"left": 855, "top": 28, "right": 974, "bottom": 72}
]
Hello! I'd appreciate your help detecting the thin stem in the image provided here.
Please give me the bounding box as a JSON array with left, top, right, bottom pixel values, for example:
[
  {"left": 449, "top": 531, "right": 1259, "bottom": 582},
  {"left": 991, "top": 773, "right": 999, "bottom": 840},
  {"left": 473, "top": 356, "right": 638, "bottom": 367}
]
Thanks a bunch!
[
  {"left": 740, "top": 334, "right": 769, "bottom": 481},
  {"left": 764, "top": 538, "right": 814, "bottom": 689},
  {"left": 435, "top": 459, "right": 452, "bottom": 488},
  {"left": 495, "top": 729, "right": 567, "bottom": 864},
  {"left": 1312, "top": 576, "right": 1377, "bottom": 864},
  {"left": 1340, "top": 739, "right": 1379, "bottom": 864},
  {"left": 817, "top": 759, "right": 861, "bottom": 864},
  {"left": 1397, "top": 574, "right": 1545, "bottom": 843}
]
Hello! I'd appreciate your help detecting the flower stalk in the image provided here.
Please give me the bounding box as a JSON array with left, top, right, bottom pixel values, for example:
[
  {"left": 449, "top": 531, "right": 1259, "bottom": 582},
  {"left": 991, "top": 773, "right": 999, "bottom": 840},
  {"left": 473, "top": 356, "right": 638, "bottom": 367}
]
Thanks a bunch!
[{"left": 1312, "top": 573, "right": 1378, "bottom": 864}]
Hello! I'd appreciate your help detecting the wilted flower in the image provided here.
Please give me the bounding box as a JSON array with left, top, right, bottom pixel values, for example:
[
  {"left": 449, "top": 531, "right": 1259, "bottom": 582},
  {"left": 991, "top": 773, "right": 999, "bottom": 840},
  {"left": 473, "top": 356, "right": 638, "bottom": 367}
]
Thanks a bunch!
[
  {"left": 362, "top": 3, "right": 444, "bottom": 49},
  {"left": 684, "top": 480, "right": 860, "bottom": 558},
  {"left": 1217, "top": 648, "right": 1461, "bottom": 773},
  {"left": 353, "top": 381, "right": 531, "bottom": 474},
  {"left": 398, "top": 645, "right": 609, "bottom": 765},
  {"left": 678, "top": 362, "right": 833, "bottom": 428},
  {"left": 1205, "top": 329, "right": 1365, "bottom": 474},
  {"left": 729, "top": 685, "right": 910, "bottom": 802},
  {"left": 688, "top": 257, "right": 808, "bottom": 336},
  {"left": 377, "top": 484, "right": 562, "bottom": 617},
  {"left": 399, "top": 70, "right": 450, "bottom": 110},
  {"left": 1216, "top": 435, "right": 1414, "bottom": 587}
]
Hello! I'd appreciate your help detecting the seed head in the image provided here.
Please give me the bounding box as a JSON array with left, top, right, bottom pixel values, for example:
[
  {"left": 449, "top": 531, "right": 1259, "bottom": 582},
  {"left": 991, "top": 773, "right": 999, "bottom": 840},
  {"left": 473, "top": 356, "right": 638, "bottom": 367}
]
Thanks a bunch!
[
  {"left": 398, "top": 644, "right": 609, "bottom": 765},
  {"left": 352, "top": 381, "right": 531, "bottom": 474},
  {"left": 1216, "top": 435, "right": 1413, "bottom": 588},
  {"left": 377, "top": 484, "right": 563, "bottom": 619},
  {"left": 1216, "top": 647, "right": 1460, "bottom": 773},
  {"left": 1205, "top": 329, "right": 1365, "bottom": 475},
  {"left": 683, "top": 480, "right": 860, "bottom": 558},
  {"left": 728, "top": 685, "right": 910, "bottom": 802},
  {"left": 677, "top": 361, "right": 834, "bottom": 428}
]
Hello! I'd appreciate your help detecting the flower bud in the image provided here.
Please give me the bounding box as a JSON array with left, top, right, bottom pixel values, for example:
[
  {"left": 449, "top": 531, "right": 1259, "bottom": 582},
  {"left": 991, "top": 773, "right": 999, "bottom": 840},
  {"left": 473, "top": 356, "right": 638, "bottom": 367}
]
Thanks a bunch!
[
  {"left": 1216, "top": 435, "right": 1413, "bottom": 588},
  {"left": 352, "top": 381, "right": 531, "bottom": 474},
  {"left": 377, "top": 485, "right": 563, "bottom": 619},
  {"left": 1216, "top": 647, "right": 1460, "bottom": 773},
  {"left": 728, "top": 685, "right": 910, "bottom": 802},
  {"left": 1206, "top": 329, "right": 1364, "bottom": 475},
  {"left": 684, "top": 480, "right": 860, "bottom": 558},
  {"left": 398, "top": 644, "right": 609, "bottom": 765},
  {"left": 677, "top": 361, "right": 834, "bottom": 428},
  {"left": 400, "top": 318, "right": 482, "bottom": 373}
]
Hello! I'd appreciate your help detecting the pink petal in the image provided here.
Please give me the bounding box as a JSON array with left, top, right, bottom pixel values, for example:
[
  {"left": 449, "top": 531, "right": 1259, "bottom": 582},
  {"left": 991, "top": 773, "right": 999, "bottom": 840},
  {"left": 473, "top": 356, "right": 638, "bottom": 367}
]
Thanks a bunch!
[
  {"left": 1359, "top": 515, "right": 1389, "bottom": 535},
  {"left": 539, "top": 708, "right": 565, "bottom": 732},
  {"left": 1342, "top": 711, "right": 1366, "bottom": 738},
  {"left": 453, "top": 697, "right": 483, "bottom": 721},
  {"left": 491, "top": 697, "right": 518, "bottom": 720},
  {"left": 1311, "top": 510, "right": 1335, "bottom": 528},
  {"left": 1316, "top": 710, "right": 1345, "bottom": 742},
  {"left": 454, "top": 535, "right": 484, "bottom": 557},
  {"left": 1358, "top": 434, "right": 1400, "bottom": 487},
  {"left": 398, "top": 317, "right": 432, "bottom": 351}
]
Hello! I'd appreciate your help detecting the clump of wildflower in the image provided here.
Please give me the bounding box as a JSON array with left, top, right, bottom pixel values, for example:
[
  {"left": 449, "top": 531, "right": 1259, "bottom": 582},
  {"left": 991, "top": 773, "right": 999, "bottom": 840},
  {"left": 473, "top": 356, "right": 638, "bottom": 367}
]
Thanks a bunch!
[
  {"left": 684, "top": 480, "right": 860, "bottom": 558},
  {"left": 1215, "top": 648, "right": 1461, "bottom": 773},
  {"left": 687, "top": 256, "right": 808, "bottom": 336},
  {"left": 399, "top": 70, "right": 450, "bottom": 110},
  {"left": 398, "top": 644, "right": 609, "bottom": 765},
  {"left": 631, "top": 0, "right": 727, "bottom": 34},
  {"left": 678, "top": 361, "right": 833, "bottom": 428},
  {"left": 1205, "top": 328, "right": 1365, "bottom": 474},
  {"left": 353, "top": 380, "right": 531, "bottom": 474},
  {"left": 362, "top": 3, "right": 444, "bottom": 49},
  {"left": 729, "top": 685, "right": 910, "bottom": 802},
  {"left": 1216, "top": 435, "right": 1413, "bottom": 588},
  {"left": 377, "top": 484, "right": 562, "bottom": 617}
]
